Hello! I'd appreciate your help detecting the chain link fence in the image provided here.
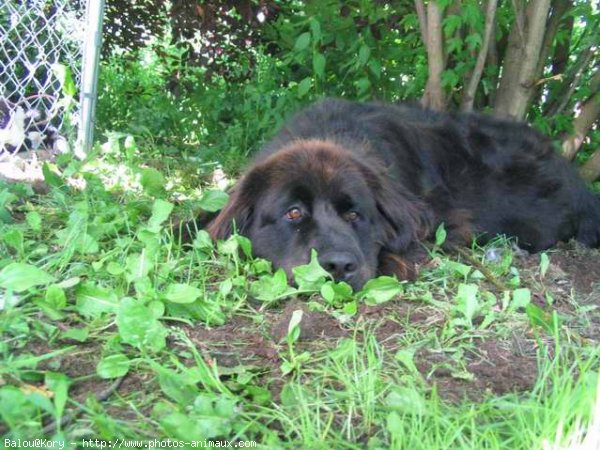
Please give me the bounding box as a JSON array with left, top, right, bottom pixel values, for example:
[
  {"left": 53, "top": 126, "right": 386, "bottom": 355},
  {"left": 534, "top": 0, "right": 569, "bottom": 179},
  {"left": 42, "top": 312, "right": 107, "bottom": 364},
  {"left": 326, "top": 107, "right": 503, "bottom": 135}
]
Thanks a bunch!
[{"left": 0, "top": 0, "right": 92, "bottom": 163}]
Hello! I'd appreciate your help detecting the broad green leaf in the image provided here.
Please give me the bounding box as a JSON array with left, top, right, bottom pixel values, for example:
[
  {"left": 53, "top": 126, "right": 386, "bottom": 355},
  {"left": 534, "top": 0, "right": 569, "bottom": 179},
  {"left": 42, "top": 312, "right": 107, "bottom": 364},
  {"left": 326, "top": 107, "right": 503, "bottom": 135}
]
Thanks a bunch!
[
  {"left": 386, "top": 387, "right": 427, "bottom": 415},
  {"left": 343, "top": 300, "right": 358, "bottom": 315},
  {"left": 294, "top": 32, "right": 311, "bottom": 51},
  {"left": 443, "top": 14, "right": 462, "bottom": 37},
  {"left": 539, "top": 253, "right": 550, "bottom": 278},
  {"left": 45, "top": 285, "right": 67, "bottom": 310},
  {"left": 148, "top": 300, "right": 165, "bottom": 318},
  {"left": 198, "top": 190, "right": 229, "bottom": 213},
  {"left": 441, "top": 69, "right": 460, "bottom": 88},
  {"left": 35, "top": 297, "right": 65, "bottom": 320},
  {"left": 140, "top": 167, "right": 166, "bottom": 197},
  {"left": 52, "top": 63, "right": 76, "bottom": 97},
  {"left": 147, "top": 199, "right": 174, "bottom": 233},
  {"left": 154, "top": 366, "right": 198, "bottom": 405},
  {"left": 454, "top": 283, "right": 479, "bottom": 325},
  {"left": 297, "top": 77, "right": 312, "bottom": 97},
  {"left": 45, "top": 372, "right": 70, "bottom": 419},
  {"left": 313, "top": 53, "right": 326, "bottom": 78},
  {"left": 358, "top": 45, "right": 371, "bottom": 66},
  {"left": 106, "top": 261, "right": 126, "bottom": 275},
  {"left": 3, "top": 228, "right": 23, "bottom": 253},
  {"left": 309, "top": 18, "right": 321, "bottom": 42},
  {"left": 42, "top": 163, "right": 64, "bottom": 188},
  {"left": 355, "top": 77, "right": 371, "bottom": 95},
  {"left": 288, "top": 309, "right": 304, "bottom": 336},
  {"left": 54, "top": 227, "right": 99, "bottom": 255},
  {"left": 320, "top": 280, "right": 353, "bottom": 305},
  {"left": 77, "top": 233, "right": 99, "bottom": 254},
  {"left": 219, "top": 279, "right": 232, "bottom": 297},
  {"left": 125, "top": 252, "right": 153, "bottom": 282},
  {"left": 235, "top": 235, "right": 253, "bottom": 258},
  {"left": 0, "top": 263, "right": 55, "bottom": 293},
  {"left": 218, "top": 236, "right": 239, "bottom": 256},
  {"left": 116, "top": 297, "right": 167, "bottom": 352},
  {"left": 435, "top": 223, "right": 447, "bottom": 246},
  {"left": 465, "top": 33, "right": 482, "bottom": 51},
  {"left": 511, "top": 288, "right": 531, "bottom": 310},
  {"left": 57, "top": 277, "right": 81, "bottom": 289},
  {"left": 61, "top": 327, "right": 89, "bottom": 342},
  {"left": 251, "top": 258, "right": 272, "bottom": 275},
  {"left": 75, "top": 283, "right": 119, "bottom": 318},
  {"left": 0, "top": 387, "right": 40, "bottom": 428},
  {"left": 192, "top": 230, "right": 213, "bottom": 250},
  {"left": 97, "top": 354, "right": 131, "bottom": 379},
  {"left": 280, "top": 360, "right": 295, "bottom": 376},
  {"left": 320, "top": 283, "right": 335, "bottom": 303},
  {"left": 164, "top": 283, "right": 203, "bottom": 304},
  {"left": 387, "top": 411, "right": 403, "bottom": 434},
  {"left": 293, "top": 249, "right": 330, "bottom": 291},
  {"left": 250, "top": 268, "right": 295, "bottom": 302},
  {"left": 395, "top": 349, "right": 419, "bottom": 375},
  {"left": 368, "top": 60, "right": 381, "bottom": 79},
  {"left": 360, "top": 276, "right": 403, "bottom": 305},
  {"left": 442, "top": 260, "right": 472, "bottom": 278}
]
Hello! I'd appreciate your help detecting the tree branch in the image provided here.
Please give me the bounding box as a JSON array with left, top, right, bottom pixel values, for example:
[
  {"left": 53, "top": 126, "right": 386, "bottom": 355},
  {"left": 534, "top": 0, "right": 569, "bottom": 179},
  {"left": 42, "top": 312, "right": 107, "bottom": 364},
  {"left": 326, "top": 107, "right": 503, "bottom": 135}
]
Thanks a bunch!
[
  {"left": 562, "top": 70, "right": 600, "bottom": 161},
  {"left": 551, "top": 9, "right": 573, "bottom": 77},
  {"left": 460, "top": 0, "right": 498, "bottom": 112},
  {"left": 545, "top": 42, "right": 595, "bottom": 116},
  {"left": 534, "top": 0, "right": 571, "bottom": 80},
  {"left": 579, "top": 146, "right": 600, "bottom": 182},
  {"left": 415, "top": 0, "right": 428, "bottom": 47}
]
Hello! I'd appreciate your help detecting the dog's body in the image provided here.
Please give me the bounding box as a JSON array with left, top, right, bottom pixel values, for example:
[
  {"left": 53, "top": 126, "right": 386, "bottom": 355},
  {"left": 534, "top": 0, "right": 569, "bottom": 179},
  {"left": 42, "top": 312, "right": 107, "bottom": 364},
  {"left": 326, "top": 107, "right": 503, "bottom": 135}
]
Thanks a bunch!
[{"left": 207, "top": 98, "right": 600, "bottom": 288}]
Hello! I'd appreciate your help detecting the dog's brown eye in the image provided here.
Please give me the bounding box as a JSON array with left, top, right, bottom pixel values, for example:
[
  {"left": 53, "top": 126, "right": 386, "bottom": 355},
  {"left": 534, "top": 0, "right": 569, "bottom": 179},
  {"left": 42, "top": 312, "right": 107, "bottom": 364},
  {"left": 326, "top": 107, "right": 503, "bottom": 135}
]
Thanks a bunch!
[
  {"left": 344, "top": 211, "right": 360, "bottom": 222},
  {"left": 286, "top": 207, "right": 303, "bottom": 221}
]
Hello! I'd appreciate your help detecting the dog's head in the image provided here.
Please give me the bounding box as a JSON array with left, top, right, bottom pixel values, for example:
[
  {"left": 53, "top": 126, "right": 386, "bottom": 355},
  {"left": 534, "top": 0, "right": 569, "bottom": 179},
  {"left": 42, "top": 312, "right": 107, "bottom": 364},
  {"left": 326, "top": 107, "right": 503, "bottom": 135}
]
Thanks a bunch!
[{"left": 207, "top": 140, "right": 429, "bottom": 289}]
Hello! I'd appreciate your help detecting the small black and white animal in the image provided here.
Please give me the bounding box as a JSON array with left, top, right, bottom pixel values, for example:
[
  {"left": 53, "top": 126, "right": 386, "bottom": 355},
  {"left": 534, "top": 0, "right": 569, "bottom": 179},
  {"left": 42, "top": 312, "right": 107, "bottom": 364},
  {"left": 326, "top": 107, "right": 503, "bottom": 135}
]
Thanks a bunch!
[{"left": 0, "top": 97, "right": 68, "bottom": 155}]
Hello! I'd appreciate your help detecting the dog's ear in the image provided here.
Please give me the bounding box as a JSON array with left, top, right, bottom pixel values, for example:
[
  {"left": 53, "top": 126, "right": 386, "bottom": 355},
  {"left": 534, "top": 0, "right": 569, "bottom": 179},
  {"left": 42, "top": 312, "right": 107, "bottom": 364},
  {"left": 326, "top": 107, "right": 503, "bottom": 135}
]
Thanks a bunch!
[
  {"left": 375, "top": 179, "right": 431, "bottom": 252},
  {"left": 205, "top": 168, "right": 267, "bottom": 240},
  {"left": 356, "top": 159, "right": 431, "bottom": 253}
]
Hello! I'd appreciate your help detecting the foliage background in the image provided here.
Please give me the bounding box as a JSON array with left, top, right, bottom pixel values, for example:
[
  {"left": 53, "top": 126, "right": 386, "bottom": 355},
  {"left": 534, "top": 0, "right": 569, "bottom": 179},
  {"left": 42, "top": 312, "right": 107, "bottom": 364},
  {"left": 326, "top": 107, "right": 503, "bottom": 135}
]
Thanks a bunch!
[{"left": 97, "top": 0, "right": 599, "bottom": 180}]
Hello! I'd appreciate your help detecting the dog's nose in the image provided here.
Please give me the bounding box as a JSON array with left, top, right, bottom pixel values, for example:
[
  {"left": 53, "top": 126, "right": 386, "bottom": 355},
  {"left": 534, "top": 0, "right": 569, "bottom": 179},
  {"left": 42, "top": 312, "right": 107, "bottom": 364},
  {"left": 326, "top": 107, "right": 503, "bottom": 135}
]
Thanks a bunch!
[{"left": 319, "top": 252, "right": 358, "bottom": 282}]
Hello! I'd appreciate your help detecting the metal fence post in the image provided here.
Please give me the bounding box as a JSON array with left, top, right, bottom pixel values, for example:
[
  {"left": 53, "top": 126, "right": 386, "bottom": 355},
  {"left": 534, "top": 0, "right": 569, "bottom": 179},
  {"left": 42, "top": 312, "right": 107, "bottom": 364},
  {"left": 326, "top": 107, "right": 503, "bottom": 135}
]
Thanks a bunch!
[{"left": 76, "top": 0, "right": 105, "bottom": 159}]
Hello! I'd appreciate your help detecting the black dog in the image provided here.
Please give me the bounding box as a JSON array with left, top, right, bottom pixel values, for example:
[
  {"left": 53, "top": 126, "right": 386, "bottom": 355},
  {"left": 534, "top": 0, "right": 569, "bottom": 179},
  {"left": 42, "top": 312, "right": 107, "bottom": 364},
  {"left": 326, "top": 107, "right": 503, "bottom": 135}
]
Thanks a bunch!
[{"left": 207, "top": 98, "right": 600, "bottom": 289}]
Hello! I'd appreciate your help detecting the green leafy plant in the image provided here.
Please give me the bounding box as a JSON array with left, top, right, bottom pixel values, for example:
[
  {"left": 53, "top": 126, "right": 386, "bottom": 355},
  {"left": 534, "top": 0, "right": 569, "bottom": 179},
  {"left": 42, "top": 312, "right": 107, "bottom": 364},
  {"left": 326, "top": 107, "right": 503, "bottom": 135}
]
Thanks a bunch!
[{"left": 280, "top": 309, "right": 311, "bottom": 375}]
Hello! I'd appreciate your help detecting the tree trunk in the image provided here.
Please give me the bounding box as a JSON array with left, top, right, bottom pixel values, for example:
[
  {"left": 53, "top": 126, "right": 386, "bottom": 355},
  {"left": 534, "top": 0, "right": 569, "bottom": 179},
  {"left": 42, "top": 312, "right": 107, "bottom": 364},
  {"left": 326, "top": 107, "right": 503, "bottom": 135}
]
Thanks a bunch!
[
  {"left": 460, "top": 0, "right": 498, "bottom": 112},
  {"left": 420, "top": 1, "right": 445, "bottom": 110},
  {"left": 494, "top": 0, "right": 552, "bottom": 119}
]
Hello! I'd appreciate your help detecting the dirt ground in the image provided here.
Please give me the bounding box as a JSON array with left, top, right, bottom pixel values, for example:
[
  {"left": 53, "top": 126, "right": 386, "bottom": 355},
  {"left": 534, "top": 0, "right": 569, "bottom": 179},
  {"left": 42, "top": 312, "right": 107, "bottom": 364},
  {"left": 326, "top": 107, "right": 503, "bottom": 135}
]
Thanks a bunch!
[
  {"left": 10, "top": 242, "right": 600, "bottom": 434},
  {"left": 179, "top": 242, "right": 600, "bottom": 402}
]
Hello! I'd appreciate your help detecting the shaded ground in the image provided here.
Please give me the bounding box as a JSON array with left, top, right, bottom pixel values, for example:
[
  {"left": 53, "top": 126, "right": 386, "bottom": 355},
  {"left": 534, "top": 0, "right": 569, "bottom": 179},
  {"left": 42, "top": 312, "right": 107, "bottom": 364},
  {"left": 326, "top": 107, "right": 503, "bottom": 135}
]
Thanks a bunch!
[{"left": 180, "top": 243, "right": 600, "bottom": 403}]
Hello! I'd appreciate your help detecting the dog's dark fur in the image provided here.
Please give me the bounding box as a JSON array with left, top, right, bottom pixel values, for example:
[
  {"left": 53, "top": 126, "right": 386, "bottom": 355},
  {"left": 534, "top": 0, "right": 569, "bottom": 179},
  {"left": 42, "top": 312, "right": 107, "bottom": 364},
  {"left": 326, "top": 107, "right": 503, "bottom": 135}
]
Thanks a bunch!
[{"left": 207, "top": 98, "right": 600, "bottom": 289}]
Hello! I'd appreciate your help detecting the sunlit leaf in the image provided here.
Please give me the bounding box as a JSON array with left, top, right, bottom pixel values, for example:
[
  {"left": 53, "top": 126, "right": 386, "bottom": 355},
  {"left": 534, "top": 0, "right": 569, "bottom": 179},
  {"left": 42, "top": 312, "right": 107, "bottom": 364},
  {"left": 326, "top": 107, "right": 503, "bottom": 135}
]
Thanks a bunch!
[
  {"left": 0, "top": 263, "right": 55, "bottom": 293},
  {"left": 359, "top": 276, "right": 403, "bottom": 305}
]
